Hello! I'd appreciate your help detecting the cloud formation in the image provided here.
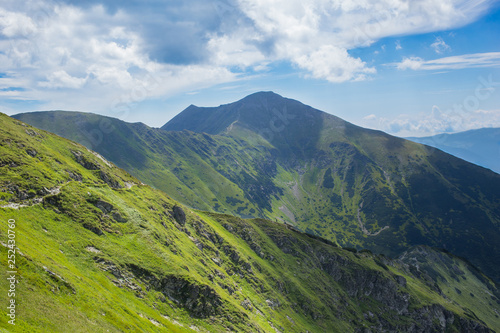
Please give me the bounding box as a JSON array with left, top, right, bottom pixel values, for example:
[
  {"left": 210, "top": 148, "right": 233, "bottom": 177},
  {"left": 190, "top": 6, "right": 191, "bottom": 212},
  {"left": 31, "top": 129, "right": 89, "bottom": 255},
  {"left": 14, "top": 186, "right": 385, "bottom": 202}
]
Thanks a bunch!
[
  {"left": 396, "top": 52, "right": 500, "bottom": 70},
  {"left": 229, "top": 0, "right": 492, "bottom": 81},
  {"left": 0, "top": 1, "right": 236, "bottom": 114},
  {"left": 431, "top": 37, "right": 451, "bottom": 54},
  {"left": 0, "top": 0, "right": 495, "bottom": 114},
  {"left": 362, "top": 107, "right": 500, "bottom": 137}
]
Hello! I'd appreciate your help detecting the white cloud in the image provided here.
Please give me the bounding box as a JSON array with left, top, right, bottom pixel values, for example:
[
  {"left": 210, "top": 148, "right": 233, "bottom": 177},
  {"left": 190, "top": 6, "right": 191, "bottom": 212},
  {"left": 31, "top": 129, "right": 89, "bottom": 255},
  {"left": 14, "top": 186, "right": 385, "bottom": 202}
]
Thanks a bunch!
[
  {"left": 0, "top": 2, "right": 236, "bottom": 115},
  {"left": 361, "top": 106, "right": 500, "bottom": 137},
  {"left": 38, "top": 70, "right": 87, "bottom": 89},
  {"left": 0, "top": 8, "right": 37, "bottom": 37},
  {"left": 396, "top": 57, "right": 424, "bottom": 70},
  {"left": 395, "top": 40, "right": 402, "bottom": 50},
  {"left": 431, "top": 37, "right": 451, "bottom": 54},
  {"left": 224, "top": 0, "right": 492, "bottom": 82},
  {"left": 207, "top": 29, "right": 267, "bottom": 68},
  {"left": 0, "top": 0, "right": 496, "bottom": 113},
  {"left": 296, "top": 45, "right": 376, "bottom": 82},
  {"left": 395, "top": 52, "right": 500, "bottom": 70}
]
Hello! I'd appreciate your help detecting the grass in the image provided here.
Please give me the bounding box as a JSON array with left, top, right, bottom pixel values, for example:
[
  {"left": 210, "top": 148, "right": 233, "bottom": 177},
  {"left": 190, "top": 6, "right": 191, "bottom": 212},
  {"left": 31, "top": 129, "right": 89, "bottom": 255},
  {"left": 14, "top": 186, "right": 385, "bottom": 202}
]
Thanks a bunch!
[
  {"left": 12, "top": 109, "right": 500, "bottom": 284},
  {"left": 0, "top": 112, "right": 498, "bottom": 332}
]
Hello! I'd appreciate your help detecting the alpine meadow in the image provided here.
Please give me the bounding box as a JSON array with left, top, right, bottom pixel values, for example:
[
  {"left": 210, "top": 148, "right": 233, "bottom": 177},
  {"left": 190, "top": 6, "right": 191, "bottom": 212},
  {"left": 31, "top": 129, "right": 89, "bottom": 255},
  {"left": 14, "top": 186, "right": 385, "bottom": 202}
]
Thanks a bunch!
[
  {"left": 2, "top": 91, "right": 498, "bottom": 332},
  {"left": 2, "top": 0, "right": 500, "bottom": 332},
  {"left": 2, "top": 102, "right": 500, "bottom": 332}
]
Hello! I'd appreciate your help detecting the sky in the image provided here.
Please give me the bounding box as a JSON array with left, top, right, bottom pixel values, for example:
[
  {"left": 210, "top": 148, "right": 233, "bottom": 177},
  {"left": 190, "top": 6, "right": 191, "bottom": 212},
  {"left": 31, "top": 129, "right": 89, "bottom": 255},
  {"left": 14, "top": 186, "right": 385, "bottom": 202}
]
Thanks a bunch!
[{"left": 0, "top": 0, "right": 499, "bottom": 137}]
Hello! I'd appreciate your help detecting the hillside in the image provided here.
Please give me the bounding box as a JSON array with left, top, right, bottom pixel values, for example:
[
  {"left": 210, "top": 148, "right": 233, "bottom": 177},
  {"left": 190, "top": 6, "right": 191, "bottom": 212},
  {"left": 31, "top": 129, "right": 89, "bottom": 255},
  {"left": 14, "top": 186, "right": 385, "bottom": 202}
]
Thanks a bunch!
[
  {"left": 1, "top": 112, "right": 499, "bottom": 332},
  {"left": 13, "top": 92, "right": 500, "bottom": 284},
  {"left": 406, "top": 128, "right": 500, "bottom": 174}
]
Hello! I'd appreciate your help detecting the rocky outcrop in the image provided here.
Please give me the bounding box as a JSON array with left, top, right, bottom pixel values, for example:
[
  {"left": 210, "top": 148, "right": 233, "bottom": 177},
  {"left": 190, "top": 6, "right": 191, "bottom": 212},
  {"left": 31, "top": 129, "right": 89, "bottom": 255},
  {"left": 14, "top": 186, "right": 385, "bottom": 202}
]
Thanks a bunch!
[
  {"left": 171, "top": 205, "right": 186, "bottom": 226},
  {"left": 155, "top": 275, "right": 223, "bottom": 318},
  {"left": 71, "top": 150, "right": 122, "bottom": 188},
  {"left": 125, "top": 263, "right": 223, "bottom": 318},
  {"left": 72, "top": 150, "right": 100, "bottom": 170},
  {"left": 262, "top": 225, "right": 492, "bottom": 332},
  {"left": 92, "top": 199, "right": 127, "bottom": 222},
  {"left": 94, "top": 258, "right": 224, "bottom": 318}
]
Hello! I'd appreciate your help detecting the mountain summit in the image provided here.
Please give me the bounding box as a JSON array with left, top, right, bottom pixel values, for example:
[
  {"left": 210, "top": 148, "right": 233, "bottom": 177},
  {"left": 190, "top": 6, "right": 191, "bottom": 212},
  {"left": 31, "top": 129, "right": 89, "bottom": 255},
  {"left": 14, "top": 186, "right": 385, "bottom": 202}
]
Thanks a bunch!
[
  {"left": 162, "top": 91, "right": 333, "bottom": 134},
  {"left": 13, "top": 92, "right": 500, "bottom": 283},
  {"left": 162, "top": 91, "right": 346, "bottom": 160}
]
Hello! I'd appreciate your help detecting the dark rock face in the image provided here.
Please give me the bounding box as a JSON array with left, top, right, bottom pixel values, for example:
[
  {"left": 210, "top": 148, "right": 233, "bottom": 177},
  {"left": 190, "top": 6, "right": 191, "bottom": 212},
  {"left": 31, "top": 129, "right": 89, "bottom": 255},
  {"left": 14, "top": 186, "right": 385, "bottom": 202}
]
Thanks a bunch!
[
  {"left": 99, "top": 170, "right": 122, "bottom": 189},
  {"left": 112, "top": 211, "right": 127, "bottom": 223},
  {"left": 355, "top": 304, "right": 494, "bottom": 333},
  {"left": 157, "top": 275, "right": 222, "bottom": 318},
  {"left": 91, "top": 200, "right": 127, "bottom": 222},
  {"left": 340, "top": 269, "right": 410, "bottom": 315},
  {"left": 172, "top": 205, "right": 186, "bottom": 226},
  {"left": 71, "top": 150, "right": 122, "bottom": 188},
  {"left": 26, "top": 148, "right": 37, "bottom": 157},
  {"left": 126, "top": 263, "right": 223, "bottom": 318},
  {"left": 67, "top": 170, "right": 82, "bottom": 181},
  {"left": 458, "top": 317, "right": 494, "bottom": 333},
  {"left": 95, "top": 200, "right": 114, "bottom": 214},
  {"left": 71, "top": 150, "right": 99, "bottom": 170},
  {"left": 82, "top": 223, "right": 103, "bottom": 236},
  {"left": 263, "top": 229, "right": 492, "bottom": 332},
  {"left": 7, "top": 184, "right": 33, "bottom": 201}
]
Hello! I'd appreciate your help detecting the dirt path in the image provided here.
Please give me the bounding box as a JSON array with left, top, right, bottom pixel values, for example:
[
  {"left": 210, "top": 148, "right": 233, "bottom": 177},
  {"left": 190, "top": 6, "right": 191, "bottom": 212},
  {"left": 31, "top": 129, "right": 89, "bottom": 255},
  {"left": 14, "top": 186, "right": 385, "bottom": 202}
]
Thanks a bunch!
[
  {"left": 1, "top": 185, "right": 63, "bottom": 210},
  {"left": 357, "top": 202, "right": 389, "bottom": 236},
  {"left": 1, "top": 181, "right": 138, "bottom": 210}
]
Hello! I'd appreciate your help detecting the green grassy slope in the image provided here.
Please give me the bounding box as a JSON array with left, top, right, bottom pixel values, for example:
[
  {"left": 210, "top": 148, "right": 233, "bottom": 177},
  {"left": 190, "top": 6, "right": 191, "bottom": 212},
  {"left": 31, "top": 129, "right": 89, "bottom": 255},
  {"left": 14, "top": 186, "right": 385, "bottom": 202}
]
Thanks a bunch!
[
  {"left": 1, "top": 113, "right": 498, "bottom": 332},
  {"left": 11, "top": 111, "right": 271, "bottom": 217},
  {"left": 165, "top": 92, "right": 500, "bottom": 283},
  {"left": 12, "top": 92, "right": 500, "bottom": 285},
  {"left": 397, "top": 246, "right": 500, "bottom": 331}
]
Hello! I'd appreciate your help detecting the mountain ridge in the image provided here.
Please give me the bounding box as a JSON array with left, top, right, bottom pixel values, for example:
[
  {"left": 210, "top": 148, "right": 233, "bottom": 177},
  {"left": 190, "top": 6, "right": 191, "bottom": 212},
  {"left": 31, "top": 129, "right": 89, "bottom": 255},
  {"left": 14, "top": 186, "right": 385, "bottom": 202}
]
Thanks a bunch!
[
  {"left": 406, "top": 128, "right": 500, "bottom": 174},
  {"left": 12, "top": 92, "right": 500, "bottom": 284},
  {"left": 3, "top": 112, "right": 499, "bottom": 331}
]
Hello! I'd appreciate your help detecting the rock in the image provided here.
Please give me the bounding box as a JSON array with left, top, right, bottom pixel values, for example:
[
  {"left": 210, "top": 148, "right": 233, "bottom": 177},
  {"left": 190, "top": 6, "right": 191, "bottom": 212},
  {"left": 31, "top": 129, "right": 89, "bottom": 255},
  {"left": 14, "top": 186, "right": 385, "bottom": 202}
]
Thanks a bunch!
[
  {"left": 67, "top": 170, "right": 83, "bottom": 181},
  {"left": 25, "top": 129, "right": 41, "bottom": 137},
  {"left": 241, "top": 299, "right": 253, "bottom": 311},
  {"left": 85, "top": 246, "right": 101, "bottom": 254},
  {"left": 99, "top": 171, "right": 122, "bottom": 189},
  {"left": 95, "top": 200, "right": 114, "bottom": 214},
  {"left": 71, "top": 150, "right": 100, "bottom": 170},
  {"left": 172, "top": 205, "right": 186, "bottom": 226},
  {"left": 26, "top": 148, "right": 37, "bottom": 157},
  {"left": 394, "top": 275, "right": 407, "bottom": 287},
  {"left": 124, "top": 264, "right": 224, "bottom": 318},
  {"left": 162, "top": 277, "right": 222, "bottom": 317},
  {"left": 112, "top": 211, "right": 127, "bottom": 223},
  {"left": 83, "top": 223, "right": 103, "bottom": 236},
  {"left": 266, "top": 299, "right": 280, "bottom": 309}
]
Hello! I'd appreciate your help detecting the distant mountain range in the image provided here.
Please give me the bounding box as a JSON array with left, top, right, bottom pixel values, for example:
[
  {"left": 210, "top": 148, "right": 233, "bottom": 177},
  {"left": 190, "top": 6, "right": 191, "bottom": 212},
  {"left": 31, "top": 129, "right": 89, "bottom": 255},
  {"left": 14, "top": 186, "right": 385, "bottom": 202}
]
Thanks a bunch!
[
  {"left": 406, "top": 128, "right": 500, "bottom": 174},
  {"left": 2, "top": 112, "right": 499, "bottom": 331},
  {"left": 13, "top": 92, "right": 500, "bottom": 284}
]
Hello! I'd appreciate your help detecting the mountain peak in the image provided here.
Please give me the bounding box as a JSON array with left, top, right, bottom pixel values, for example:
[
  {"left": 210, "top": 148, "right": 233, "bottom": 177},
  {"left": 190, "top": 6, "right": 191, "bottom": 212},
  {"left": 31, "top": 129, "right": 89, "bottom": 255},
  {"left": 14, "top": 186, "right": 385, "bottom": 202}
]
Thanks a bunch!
[
  {"left": 161, "top": 91, "right": 332, "bottom": 135},
  {"left": 241, "top": 90, "right": 283, "bottom": 100},
  {"left": 11, "top": 95, "right": 500, "bottom": 286}
]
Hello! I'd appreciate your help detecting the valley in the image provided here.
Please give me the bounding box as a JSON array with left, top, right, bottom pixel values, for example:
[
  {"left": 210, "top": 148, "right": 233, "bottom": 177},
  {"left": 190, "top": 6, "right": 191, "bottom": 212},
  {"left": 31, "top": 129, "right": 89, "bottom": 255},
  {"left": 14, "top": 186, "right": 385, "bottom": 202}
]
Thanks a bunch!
[
  {"left": 14, "top": 92, "right": 500, "bottom": 284},
  {"left": 1, "top": 111, "right": 499, "bottom": 332}
]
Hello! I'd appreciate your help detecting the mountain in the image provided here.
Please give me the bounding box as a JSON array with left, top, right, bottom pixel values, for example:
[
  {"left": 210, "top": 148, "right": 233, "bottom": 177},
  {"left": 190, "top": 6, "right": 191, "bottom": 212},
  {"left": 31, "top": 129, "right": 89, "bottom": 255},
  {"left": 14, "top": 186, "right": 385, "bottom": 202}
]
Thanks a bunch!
[
  {"left": 10, "top": 110, "right": 268, "bottom": 216},
  {"left": 13, "top": 92, "right": 500, "bottom": 284},
  {"left": 2, "top": 112, "right": 499, "bottom": 332},
  {"left": 406, "top": 128, "right": 500, "bottom": 174}
]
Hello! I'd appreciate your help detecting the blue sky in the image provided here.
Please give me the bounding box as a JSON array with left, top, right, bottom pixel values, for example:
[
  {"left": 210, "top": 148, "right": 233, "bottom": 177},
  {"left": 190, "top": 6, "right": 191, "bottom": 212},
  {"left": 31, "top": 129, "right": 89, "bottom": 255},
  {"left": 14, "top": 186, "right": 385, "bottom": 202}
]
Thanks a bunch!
[{"left": 0, "top": 0, "right": 499, "bottom": 136}]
